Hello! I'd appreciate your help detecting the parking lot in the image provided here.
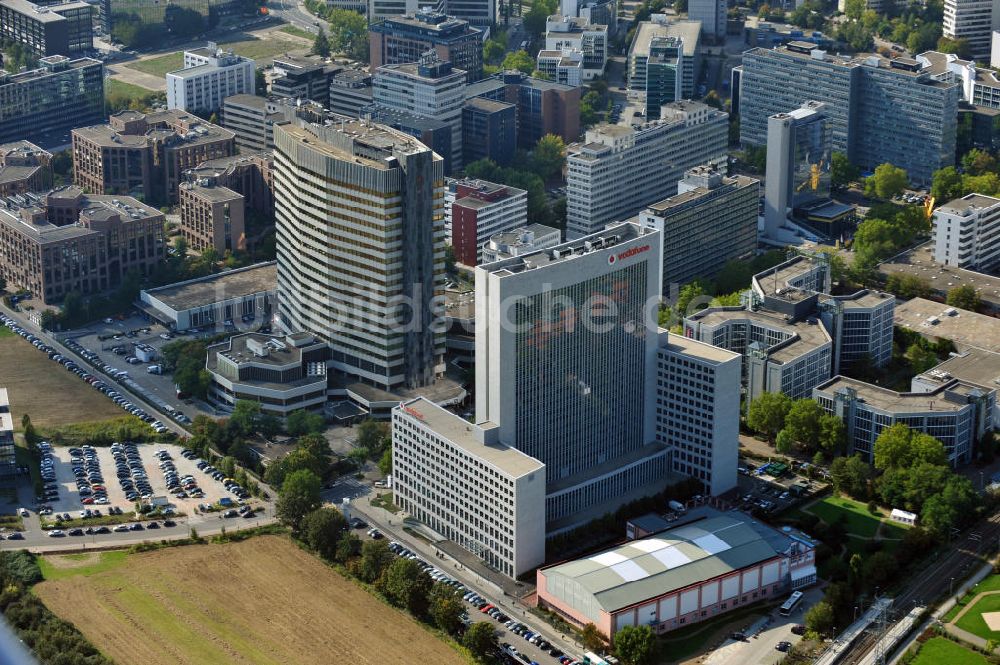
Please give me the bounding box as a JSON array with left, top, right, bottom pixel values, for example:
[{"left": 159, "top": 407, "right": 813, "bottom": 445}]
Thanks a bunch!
[
  {"left": 40, "top": 443, "right": 243, "bottom": 520},
  {"left": 734, "top": 459, "right": 823, "bottom": 516}
]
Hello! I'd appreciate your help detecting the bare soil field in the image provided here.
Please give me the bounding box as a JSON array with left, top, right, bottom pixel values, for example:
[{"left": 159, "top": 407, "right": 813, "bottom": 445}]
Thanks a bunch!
[
  {"left": 0, "top": 334, "right": 122, "bottom": 428},
  {"left": 35, "top": 535, "right": 468, "bottom": 665}
]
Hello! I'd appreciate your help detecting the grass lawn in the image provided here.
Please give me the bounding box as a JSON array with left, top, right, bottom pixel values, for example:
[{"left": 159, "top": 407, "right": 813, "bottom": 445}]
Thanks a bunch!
[
  {"left": 805, "top": 496, "right": 881, "bottom": 538},
  {"left": 0, "top": 325, "right": 13, "bottom": 338},
  {"left": 0, "top": 332, "right": 123, "bottom": 428},
  {"left": 280, "top": 25, "right": 315, "bottom": 40},
  {"left": 105, "top": 77, "right": 159, "bottom": 99},
  {"left": 946, "top": 574, "right": 1000, "bottom": 622},
  {"left": 125, "top": 52, "right": 183, "bottom": 78},
  {"left": 38, "top": 551, "right": 129, "bottom": 582},
  {"left": 912, "top": 637, "right": 988, "bottom": 665},
  {"left": 956, "top": 594, "right": 1000, "bottom": 640}
]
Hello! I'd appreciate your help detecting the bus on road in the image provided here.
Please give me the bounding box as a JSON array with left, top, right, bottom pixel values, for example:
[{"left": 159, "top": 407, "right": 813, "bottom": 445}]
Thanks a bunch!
[{"left": 779, "top": 591, "right": 804, "bottom": 616}]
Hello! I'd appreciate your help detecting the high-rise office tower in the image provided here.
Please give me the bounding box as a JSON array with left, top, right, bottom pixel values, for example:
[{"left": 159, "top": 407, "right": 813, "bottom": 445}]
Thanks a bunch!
[
  {"left": 644, "top": 36, "right": 682, "bottom": 118},
  {"left": 764, "top": 101, "right": 831, "bottom": 238},
  {"left": 373, "top": 51, "right": 466, "bottom": 174},
  {"left": 273, "top": 118, "right": 446, "bottom": 392},
  {"left": 688, "top": 0, "right": 726, "bottom": 41},
  {"left": 944, "top": 0, "right": 1000, "bottom": 60},
  {"left": 476, "top": 222, "right": 668, "bottom": 529}
]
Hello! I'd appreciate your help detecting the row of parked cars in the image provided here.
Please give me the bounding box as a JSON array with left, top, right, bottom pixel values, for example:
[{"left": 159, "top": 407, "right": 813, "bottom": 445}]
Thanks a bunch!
[
  {"left": 38, "top": 442, "right": 59, "bottom": 504},
  {"left": 70, "top": 445, "right": 109, "bottom": 506},
  {"left": 189, "top": 450, "right": 250, "bottom": 500},
  {"left": 158, "top": 449, "right": 204, "bottom": 499},
  {"left": 385, "top": 540, "right": 577, "bottom": 665},
  {"left": 112, "top": 441, "right": 157, "bottom": 502},
  {"left": 62, "top": 338, "right": 172, "bottom": 434}
]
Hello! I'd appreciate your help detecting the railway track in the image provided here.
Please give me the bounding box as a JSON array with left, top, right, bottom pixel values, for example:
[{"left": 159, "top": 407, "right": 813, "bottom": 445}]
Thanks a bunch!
[{"left": 835, "top": 510, "right": 1000, "bottom": 665}]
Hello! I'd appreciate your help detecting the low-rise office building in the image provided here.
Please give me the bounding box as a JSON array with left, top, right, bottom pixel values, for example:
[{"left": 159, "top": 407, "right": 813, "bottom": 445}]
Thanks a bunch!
[
  {"left": 628, "top": 19, "right": 701, "bottom": 99},
  {"left": 72, "top": 109, "right": 236, "bottom": 205},
  {"left": 638, "top": 166, "right": 758, "bottom": 292},
  {"left": 178, "top": 180, "right": 245, "bottom": 254},
  {"left": 913, "top": 347, "right": 1000, "bottom": 427},
  {"left": 656, "top": 331, "right": 741, "bottom": 496},
  {"left": 544, "top": 14, "right": 607, "bottom": 79},
  {"left": 166, "top": 44, "right": 255, "bottom": 114},
  {"left": 369, "top": 11, "right": 483, "bottom": 81},
  {"left": 465, "top": 70, "right": 581, "bottom": 150},
  {"left": 0, "top": 0, "right": 92, "bottom": 57},
  {"left": 536, "top": 512, "right": 816, "bottom": 637},
  {"left": 0, "top": 140, "right": 51, "bottom": 197},
  {"left": 0, "top": 55, "right": 103, "bottom": 147},
  {"left": 0, "top": 188, "right": 165, "bottom": 304},
  {"left": 328, "top": 69, "right": 373, "bottom": 118},
  {"left": 932, "top": 193, "right": 1000, "bottom": 272},
  {"left": 535, "top": 48, "right": 585, "bottom": 86},
  {"left": 450, "top": 178, "right": 528, "bottom": 265},
  {"left": 0, "top": 387, "right": 15, "bottom": 483},
  {"left": 814, "top": 375, "right": 994, "bottom": 466},
  {"left": 392, "top": 396, "right": 546, "bottom": 578},
  {"left": 270, "top": 54, "right": 341, "bottom": 108},
  {"left": 462, "top": 96, "right": 516, "bottom": 167},
  {"left": 221, "top": 94, "right": 284, "bottom": 153},
  {"left": 138, "top": 261, "right": 276, "bottom": 332},
  {"left": 184, "top": 151, "right": 273, "bottom": 218},
  {"left": 206, "top": 331, "right": 330, "bottom": 416}
]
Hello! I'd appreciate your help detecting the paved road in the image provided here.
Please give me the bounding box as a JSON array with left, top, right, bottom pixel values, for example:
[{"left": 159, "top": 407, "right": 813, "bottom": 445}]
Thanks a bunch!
[{"left": 269, "top": 0, "right": 320, "bottom": 34}]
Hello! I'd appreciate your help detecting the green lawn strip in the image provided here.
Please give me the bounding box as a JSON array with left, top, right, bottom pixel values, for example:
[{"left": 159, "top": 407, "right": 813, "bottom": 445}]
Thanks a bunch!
[
  {"left": 279, "top": 25, "right": 314, "bottom": 40},
  {"left": 0, "top": 325, "right": 13, "bottom": 338},
  {"left": 0, "top": 513, "right": 24, "bottom": 530},
  {"left": 912, "top": 637, "right": 988, "bottom": 665},
  {"left": 42, "top": 511, "right": 186, "bottom": 530},
  {"left": 125, "top": 53, "right": 183, "bottom": 77},
  {"left": 218, "top": 36, "right": 301, "bottom": 60},
  {"left": 105, "top": 77, "right": 159, "bottom": 98},
  {"left": 805, "top": 496, "right": 881, "bottom": 538},
  {"left": 38, "top": 551, "right": 129, "bottom": 581},
  {"left": 946, "top": 575, "right": 1000, "bottom": 622},
  {"left": 955, "top": 593, "right": 1000, "bottom": 640}
]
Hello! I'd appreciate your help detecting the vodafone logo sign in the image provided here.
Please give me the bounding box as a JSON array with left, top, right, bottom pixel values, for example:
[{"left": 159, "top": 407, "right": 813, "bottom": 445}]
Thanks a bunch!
[{"left": 609, "top": 244, "right": 650, "bottom": 265}]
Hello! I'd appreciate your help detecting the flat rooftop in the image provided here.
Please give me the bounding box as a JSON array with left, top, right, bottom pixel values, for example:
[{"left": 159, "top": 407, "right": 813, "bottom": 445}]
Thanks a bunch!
[
  {"left": 540, "top": 514, "right": 801, "bottom": 613},
  {"left": 815, "top": 375, "right": 988, "bottom": 413},
  {"left": 894, "top": 296, "right": 1000, "bottom": 353},
  {"left": 464, "top": 96, "right": 514, "bottom": 113},
  {"left": 478, "top": 221, "right": 654, "bottom": 277},
  {"left": 916, "top": 348, "right": 1000, "bottom": 392},
  {"left": 879, "top": 241, "right": 1000, "bottom": 310},
  {"left": 937, "top": 193, "right": 1000, "bottom": 215},
  {"left": 181, "top": 182, "right": 241, "bottom": 202},
  {"left": 0, "top": 387, "right": 10, "bottom": 435},
  {"left": 659, "top": 329, "right": 741, "bottom": 364},
  {"left": 142, "top": 262, "right": 276, "bottom": 312},
  {"left": 686, "top": 307, "right": 832, "bottom": 364},
  {"left": 0, "top": 0, "right": 89, "bottom": 22},
  {"left": 276, "top": 120, "right": 430, "bottom": 170},
  {"left": 645, "top": 174, "right": 756, "bottom": 214},
  {"left": 398, "top": 397, "right": 544, "bottom": 478}
]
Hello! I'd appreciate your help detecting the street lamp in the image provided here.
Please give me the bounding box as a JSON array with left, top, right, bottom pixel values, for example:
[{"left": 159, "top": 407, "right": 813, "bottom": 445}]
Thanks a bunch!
[{"left": 950, "top": 577, "right": 956, "bottom": 595}]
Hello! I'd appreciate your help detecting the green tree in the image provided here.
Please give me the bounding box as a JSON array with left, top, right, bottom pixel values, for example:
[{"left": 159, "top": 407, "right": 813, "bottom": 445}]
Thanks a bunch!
[
  {"left": 746, "top": 392, "right": 793, "bottom": 442},
  {"left": 501, "top": 49, "right": 535, "bottom": 75},
  {"left": 818, "top": 414, "right": 847, "bottom": 456},
  {"left": 357, "top": 538, "right": 394, "bottom": 583},
  {"left": 862, "top": 551, "right": 896, "bottom": 588},
  {"left": 874, "top": 424, "right": 947, "bottom": 470},
  {"left": 947, "top": 284, "right": 981, "bottom": 311},
  {"left": 831, "top": 152, "right": 860, "bottom": 188},
  {"left": 357, "top": 419, "right": 391, "bottom": 458},
  {"left": 614, "top": 625, "right": 658, "bottom": 665},
  {"left": 782, "top": 399, "right": 824, "bottom": 452},
  {"left": 276, "top": 469, "right": 322, "bottom": 532},
  {"left": 378, "top": 448, "right": 392, "bottom": 476},
  {"left": 483, "top": 38, "right": 505, "bottom": 63},
  {"left": 775, "top": 428, "right": 795, "bottom": 454},
  {"left": 937, "top": 35, "right": 972, "bottom": 59},
  {"left": 844, "top": 0, "right": 865, "bottom": 19},
  {"left": 905, "top": 343, "right": 939, "bottom": 374},
  {"left": 300, "top": 506, "right": 346, "bottom": 560},
  {"left": 255, "top": 67, "right": 267, "bottom": 96},
  {"left": 582, "top": 623, "right": 609, "bottom": 652},
  {"left": 932, "top": 166, "right": 964, "bottom": 202},
  {"left": 864, "top": 163, "right": 909, "bottom": 200},
  {"left": 429, "top": 582, "right": 465, "bottom": 634},
  {"left": 530, "top": 134, "right": 566, "bottom": 181},
  {"left": 674, "top": 281, "right": 709, "bottom": 317},
  {"left": 286, "top": 409, "right": 326, "bottom": 436},
  {"left": 463, "top": 621, "right": 498, "bottom": 662},
  {"left": 961, "top": 148, "right": 997, "bottom": 175},
  {"left": 336, "top": 531, "right": 361, "bottom": 563},
  {"left": 230, "top": 399, "right": 261, "bottom": 435},
  {"left": 830, "top": 454, "right": 872, "bottom": 499},
  {"left": 327, "top": 8, "right": 368, "bottom": 61},
  {"left": 378, "top": 557, "right": 433, "bottom": 616},
  {"left": 805, "top": 600, "right": 836, "bottom": 635},
  {"left": 311, "top": 25, "right": 331, "bottom": 57},
  {"left": 920, "top": 492, "right": 957, "bottom": 538},
  {"left": 884, "top": 273, "right": 931, "bottom": 299}
]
